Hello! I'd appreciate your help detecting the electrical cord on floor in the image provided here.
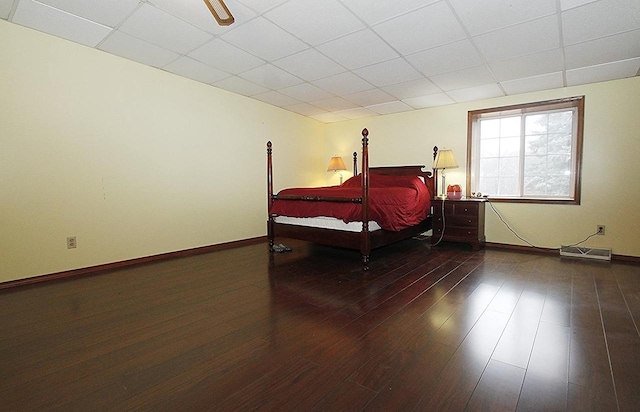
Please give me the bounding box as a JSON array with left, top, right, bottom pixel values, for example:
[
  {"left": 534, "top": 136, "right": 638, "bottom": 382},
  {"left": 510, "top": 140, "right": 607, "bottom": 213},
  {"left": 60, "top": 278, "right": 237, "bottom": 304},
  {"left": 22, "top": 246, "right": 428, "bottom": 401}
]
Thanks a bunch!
[
  {"left": 486, "top": 198, "right": 599, "bottom": 250},
  {"left": 431, "top": 198, "right": 447, "bottom": 246}
]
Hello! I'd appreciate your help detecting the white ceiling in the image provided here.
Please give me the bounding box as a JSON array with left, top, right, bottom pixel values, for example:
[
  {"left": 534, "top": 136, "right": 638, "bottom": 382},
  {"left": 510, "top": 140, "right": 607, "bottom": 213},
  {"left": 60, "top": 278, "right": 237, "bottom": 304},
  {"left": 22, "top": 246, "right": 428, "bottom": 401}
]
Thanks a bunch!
[{"left": 3, "top": 0, "right": 640, "bottom": 122}]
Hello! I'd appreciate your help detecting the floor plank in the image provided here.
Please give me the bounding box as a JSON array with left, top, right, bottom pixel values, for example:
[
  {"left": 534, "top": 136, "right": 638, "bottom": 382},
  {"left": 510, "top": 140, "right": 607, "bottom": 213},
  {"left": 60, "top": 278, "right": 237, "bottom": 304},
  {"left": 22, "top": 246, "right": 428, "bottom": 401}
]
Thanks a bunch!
[{"left": 466, "top": 359, "right": 525, "bottom": 412}]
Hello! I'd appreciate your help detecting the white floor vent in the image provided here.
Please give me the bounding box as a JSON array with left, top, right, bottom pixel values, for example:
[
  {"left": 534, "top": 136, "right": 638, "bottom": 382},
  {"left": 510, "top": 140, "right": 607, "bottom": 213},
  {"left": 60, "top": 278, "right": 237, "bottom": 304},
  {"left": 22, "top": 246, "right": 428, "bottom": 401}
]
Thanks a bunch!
[{"left": 560, "top": 245, "right": 612, "bottom": 261}]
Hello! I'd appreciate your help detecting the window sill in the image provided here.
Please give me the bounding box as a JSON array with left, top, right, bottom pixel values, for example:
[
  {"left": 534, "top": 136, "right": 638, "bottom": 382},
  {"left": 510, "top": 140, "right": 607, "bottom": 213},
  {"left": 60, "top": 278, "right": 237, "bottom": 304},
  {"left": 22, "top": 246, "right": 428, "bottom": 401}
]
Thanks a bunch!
[{"left": 478, "top": 196, "right": 580, "bottom": 205}]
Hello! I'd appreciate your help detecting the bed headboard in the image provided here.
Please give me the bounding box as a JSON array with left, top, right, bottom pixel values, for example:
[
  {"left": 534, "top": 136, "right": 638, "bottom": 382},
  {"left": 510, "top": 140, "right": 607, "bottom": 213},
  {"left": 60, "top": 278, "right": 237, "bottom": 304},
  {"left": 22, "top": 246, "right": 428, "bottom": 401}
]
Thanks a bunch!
[
  {"left": 349, "top": 131, "right": 437, "bottom": 199},
  {"left": 370, "top": 166, "right": 436, "bottom": 200}
]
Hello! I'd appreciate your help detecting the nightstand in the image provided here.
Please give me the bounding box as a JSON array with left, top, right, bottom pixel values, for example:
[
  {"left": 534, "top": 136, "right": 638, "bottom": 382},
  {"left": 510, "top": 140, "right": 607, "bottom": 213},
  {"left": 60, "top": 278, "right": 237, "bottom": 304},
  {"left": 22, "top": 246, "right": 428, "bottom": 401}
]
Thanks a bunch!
[{"left": 431, "top": 198, "right": 486, "bottom": 250}]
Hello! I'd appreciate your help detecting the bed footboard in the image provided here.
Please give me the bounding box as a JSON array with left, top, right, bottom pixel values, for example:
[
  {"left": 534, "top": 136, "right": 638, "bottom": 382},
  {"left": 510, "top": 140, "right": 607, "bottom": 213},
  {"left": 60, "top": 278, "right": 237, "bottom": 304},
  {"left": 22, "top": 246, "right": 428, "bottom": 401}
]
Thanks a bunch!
[{"left": 267, "top": 129, "right": 372, "bottom": 269}]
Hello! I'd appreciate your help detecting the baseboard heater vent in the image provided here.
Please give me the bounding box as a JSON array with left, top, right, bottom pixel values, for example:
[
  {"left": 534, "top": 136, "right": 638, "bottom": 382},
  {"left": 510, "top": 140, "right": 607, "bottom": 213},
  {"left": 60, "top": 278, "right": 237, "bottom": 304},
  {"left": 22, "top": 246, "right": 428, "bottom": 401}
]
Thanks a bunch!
[{"left": 560, "top": 245, "right": 612, "bottom": 261}]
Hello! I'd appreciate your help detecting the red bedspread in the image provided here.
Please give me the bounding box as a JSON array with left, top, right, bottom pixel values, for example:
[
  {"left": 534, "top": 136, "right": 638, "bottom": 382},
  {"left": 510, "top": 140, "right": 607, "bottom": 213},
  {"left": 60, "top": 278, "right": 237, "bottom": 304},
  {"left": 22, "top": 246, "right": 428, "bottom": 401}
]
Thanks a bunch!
[{"left": 271, "top": 174, "right": 431, "bottom": 231}]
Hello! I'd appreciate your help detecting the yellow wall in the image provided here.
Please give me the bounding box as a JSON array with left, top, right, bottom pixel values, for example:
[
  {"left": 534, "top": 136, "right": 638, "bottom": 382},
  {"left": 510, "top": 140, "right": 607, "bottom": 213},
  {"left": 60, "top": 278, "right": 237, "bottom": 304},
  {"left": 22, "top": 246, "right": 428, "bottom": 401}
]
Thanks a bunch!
[
  {"left": 326, "top": 77, "right": 640, "bottom": 257},
  {"left": 2, "top": 20, "right": 639, "bottom": 284},
  {"left": 0, "top": 21, "right": 325, "bottom": 283}
]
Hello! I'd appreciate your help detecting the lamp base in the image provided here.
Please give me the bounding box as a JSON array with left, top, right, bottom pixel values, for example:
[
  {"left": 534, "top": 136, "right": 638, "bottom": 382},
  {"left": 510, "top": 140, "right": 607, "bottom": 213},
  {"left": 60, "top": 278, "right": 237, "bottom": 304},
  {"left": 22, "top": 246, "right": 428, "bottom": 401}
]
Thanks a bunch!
[{"left": 440, "top": 173, "right": 447, "bottom": 199}]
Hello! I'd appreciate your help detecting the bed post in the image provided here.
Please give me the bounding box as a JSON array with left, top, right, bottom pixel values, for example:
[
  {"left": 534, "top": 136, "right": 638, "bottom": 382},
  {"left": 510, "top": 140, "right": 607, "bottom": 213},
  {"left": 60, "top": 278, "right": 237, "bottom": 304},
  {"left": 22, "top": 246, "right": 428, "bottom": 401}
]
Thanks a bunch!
[
  {"left": 432, "top": 146, "right": 439, "bottom": 199},
  {"left": 353, "top": 151, "right": 358, "bottom": 176},
  {"left": 267, "top": 141, "right": 274, "bottom": 252},
  {"left": 360, "top": 129, "right": 370, "bottom": 270}
]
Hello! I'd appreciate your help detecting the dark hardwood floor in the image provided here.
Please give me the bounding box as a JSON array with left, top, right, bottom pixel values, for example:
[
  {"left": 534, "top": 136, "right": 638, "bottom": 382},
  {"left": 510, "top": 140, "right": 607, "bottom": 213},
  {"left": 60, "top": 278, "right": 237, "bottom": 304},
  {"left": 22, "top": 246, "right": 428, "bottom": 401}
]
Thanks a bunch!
[{"left": 1, "top": 238, "right": 639, "bottom": 411}]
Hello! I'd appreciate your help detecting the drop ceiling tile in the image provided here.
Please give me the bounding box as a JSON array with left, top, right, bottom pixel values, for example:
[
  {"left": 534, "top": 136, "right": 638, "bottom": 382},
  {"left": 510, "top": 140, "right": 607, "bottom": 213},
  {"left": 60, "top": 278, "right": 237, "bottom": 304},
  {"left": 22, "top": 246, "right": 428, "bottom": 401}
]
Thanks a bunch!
[
  {"left": 500, "top": 72, "right": 564, "bottom": 95},
  {"left": 382, "top": 78, "right": 442, "bottom": 100},
  {"left": 560, "top": 0, "right": 598, "bottom": 11},
  {"left": 212, "top": 75, "right": 269, "bottom": 96},
  {"left": 239, "top": 63, "right": 304, "bottom": 89},
  {"left": 12, "top": 0, "right": 111, "bottom": 47},
  {"left": 189, "top": 38, "right": 264, "bottom": 73},
  {"left": 283, "top": 102, "right": 326, "bottom": 116},
  {"left": 310, "top": 112, "right": 349, "bottom": 123},
  {"left": 447, "top": 83, "right": 504, "bottom": 102},
  {"left": 36, "top": 0, "right": 140, "bottom": 27},
  {"left": 373, "top": 2, "right": 466, "bottom": 55},
  {"left": 429, "top": 65, "right": 496, "bottom": 91},
  {"left": 366, "top": 100, "right": 413, "bottom": 115},
  {"left": 148, "top": 0, "right": 257, "bottom": 35},
  {"left": 473, "top": 15, "right": 560, "bottom": 63},
  {"left": 403, "top": 93, "right": 455, "bottom": 108},
  {"left": 220, "top": 16, "right": 307, "bottom": 61},
  {"left": 406, "top": 40, "right": 482, "bottom": 77},
  {"left": 353, "top": 58, "right": 423, "bottom": 87},
  {"left": 1, "top": 0, "right": 12, "bottom": 19},
  {"left": 564, "top": 29, "right": 640, "bottom": 70},
  {"left": 449, "top": 0, "right": 557, "bottom": 36},
  {"left": 273, "top": 48, "right": 346, "bottom": 82},
  {"left": 163, "top": 56, "right": 231, "bottom": 85},
  {"left": 566, "top": 57, "right": 640, "bottom": 86},
  {"left": 343, "top": 88, "right": 396, "bottom": 106},
  {"left": 562, "top": 0, "right": 640, "bottom": 45},
  {"left": 278, "top": 82, "right": 333, "bottom": 101},
  {"left": 311, "top": 71, "right": 374, "bottom": 95},
  {"left": 99, "top": 30, "right": 179, "bottom": 68},
  {"left": 334, "top": 107, "right": 377, "bottom": 120},
  {"left": 310, "top": 96, "right": 358, "bottom": 112},
  {"left": 316, "top": 29, "right": 398, "bottom": 70},
  {"left": 341, "top": 0, "right": 438, "bottom": 25},
  {"left": 119, "top": 4, "right": 212, "bottom": 54},
  {"left": 489, "top": 48, "right": 564, "bottom": 82},
  {"left": 265, "top": 0, "right": 364, "bottom": 46},
  {"left": 236, "top": 0, "right": 289, "bottom": 14},
  {"left": 252, "top": 90, "right": 300, "bottom": 107}
]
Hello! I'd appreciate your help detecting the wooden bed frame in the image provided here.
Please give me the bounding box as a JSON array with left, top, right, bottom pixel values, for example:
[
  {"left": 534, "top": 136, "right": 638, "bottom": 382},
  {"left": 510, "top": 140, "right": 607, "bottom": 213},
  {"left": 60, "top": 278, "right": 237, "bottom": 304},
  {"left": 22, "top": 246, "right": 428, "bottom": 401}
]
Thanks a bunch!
[{"left": 267, "top": 128, "right": 437, "bottom": 270}]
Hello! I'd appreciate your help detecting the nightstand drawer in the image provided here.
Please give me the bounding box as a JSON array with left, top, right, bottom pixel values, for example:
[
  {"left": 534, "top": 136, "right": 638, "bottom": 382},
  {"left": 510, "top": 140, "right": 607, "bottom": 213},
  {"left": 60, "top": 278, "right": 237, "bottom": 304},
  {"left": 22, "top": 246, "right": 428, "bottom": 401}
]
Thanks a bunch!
[
  {"left": 433, "top": 215, "right": 477, "bottom": 227},
  {"left": 433, "top": 226, "right": 478, "bottom": 238},
  {"left": 435, "top": 201, "right": 479, "bottom": 216},
  {"left": 450, "top": 202, "right": 479, "bottom": 216}
]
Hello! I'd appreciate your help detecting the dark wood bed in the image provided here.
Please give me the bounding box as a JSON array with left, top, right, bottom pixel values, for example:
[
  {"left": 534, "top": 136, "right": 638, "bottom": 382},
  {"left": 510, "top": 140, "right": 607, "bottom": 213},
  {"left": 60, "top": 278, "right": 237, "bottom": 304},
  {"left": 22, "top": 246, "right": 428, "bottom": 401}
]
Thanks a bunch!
[{"left": 267, "top": 128, "right": 437, "bottom": 270}]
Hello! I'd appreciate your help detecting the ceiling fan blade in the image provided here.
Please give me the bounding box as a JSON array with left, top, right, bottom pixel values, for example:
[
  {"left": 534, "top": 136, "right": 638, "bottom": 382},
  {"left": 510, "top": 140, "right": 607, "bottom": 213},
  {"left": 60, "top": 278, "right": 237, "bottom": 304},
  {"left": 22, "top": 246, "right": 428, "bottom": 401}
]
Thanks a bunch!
[{"left": 203, "top": 0, "right": 235, "bottom": 26}]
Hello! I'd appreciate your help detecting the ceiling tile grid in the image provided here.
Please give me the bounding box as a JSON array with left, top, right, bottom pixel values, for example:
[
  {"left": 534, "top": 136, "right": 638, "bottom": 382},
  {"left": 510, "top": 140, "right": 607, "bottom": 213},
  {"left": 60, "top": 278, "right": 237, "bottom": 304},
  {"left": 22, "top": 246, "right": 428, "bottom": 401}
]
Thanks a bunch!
[
  {"left": 2, "top": 0, "right": 639, "bottom": 122},
  {"left": 11, "top": 0, "right": 112, "bottom": 47},
  {"left": 118, "top": 3, "right": 213, "bottom": 54},
  {"left": 99, "top": 30, "right": 179, "bottom": 68}
]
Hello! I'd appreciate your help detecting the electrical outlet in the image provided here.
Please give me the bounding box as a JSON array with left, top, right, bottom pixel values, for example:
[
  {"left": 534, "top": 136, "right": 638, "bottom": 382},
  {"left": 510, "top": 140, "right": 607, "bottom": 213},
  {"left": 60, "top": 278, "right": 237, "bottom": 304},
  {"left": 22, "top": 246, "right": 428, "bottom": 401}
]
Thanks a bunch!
[
  {"left": 597, "top": 225, "right": 605, "bottom": 235},
  {"left": 67, "top": 236, "right": 77, "bottom": 249}
]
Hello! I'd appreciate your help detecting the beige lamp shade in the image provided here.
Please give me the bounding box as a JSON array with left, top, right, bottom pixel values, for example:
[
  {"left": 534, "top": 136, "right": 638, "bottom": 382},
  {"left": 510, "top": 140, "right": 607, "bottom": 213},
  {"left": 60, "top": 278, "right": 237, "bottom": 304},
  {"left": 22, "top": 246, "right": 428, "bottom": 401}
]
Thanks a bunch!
[
  {"left": 433, "top": 149, "right": 459, "bottom": 198},
  {"left": 433, "top": 149, "right": 459, "bottom": 170},
  {"left": 327, "top": 156, "right": 347, "bottom": 172}
]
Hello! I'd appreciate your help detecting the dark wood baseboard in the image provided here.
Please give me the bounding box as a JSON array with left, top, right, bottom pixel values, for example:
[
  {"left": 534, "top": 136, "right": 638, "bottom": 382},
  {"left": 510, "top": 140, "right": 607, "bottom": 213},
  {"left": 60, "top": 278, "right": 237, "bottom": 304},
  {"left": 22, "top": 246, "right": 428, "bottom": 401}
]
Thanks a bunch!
[
  {"left": 485, "top": 242, "right": 558, "bottom": 256},
  {"left": 0, "top": 236, "right": 267, "bottom": 290},
  {"left": 3, "top": 238, "right": 636, "bottom": 290},
  {"left": 486, "top": 242, "right": 640, "bottom": 264}
]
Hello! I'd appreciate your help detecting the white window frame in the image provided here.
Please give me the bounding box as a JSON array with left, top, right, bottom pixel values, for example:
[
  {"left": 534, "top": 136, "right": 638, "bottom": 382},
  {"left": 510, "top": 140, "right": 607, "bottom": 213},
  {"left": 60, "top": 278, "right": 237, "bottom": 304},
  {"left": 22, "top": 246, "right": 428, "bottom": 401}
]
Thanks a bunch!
[{"left": 467, "top": 96, "right": 585, "bottom": 205}]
